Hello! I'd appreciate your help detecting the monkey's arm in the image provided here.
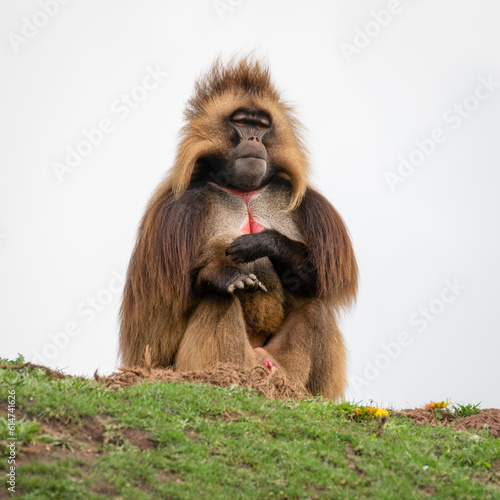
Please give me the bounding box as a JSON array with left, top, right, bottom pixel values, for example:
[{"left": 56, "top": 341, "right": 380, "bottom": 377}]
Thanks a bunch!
[
  {"left": 227, "top": 187, "right": 358, "bottom": 303},
  {"left": 226, "top": 229, "right": 317, "bottom": 294}
]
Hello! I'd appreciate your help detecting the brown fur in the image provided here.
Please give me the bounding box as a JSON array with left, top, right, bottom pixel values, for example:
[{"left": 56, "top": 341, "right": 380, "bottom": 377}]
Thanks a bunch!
[
  {"left": 119, "top": 57, "right": 358, "bottom": 399},
  {"left": 298, "top": 188, "right": 358, "bottom": 308}
]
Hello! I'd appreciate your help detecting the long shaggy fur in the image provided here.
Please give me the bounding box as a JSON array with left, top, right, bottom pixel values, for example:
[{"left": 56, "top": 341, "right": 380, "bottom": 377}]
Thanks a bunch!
[{"left": 298, "top": 188, "right": 358, "bottom": 307}]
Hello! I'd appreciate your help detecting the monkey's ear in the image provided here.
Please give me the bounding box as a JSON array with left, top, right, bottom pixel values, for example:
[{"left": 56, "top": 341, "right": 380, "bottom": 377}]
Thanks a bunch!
[{"left": 297, "top": 188, "right": 358, "bottom": 307}]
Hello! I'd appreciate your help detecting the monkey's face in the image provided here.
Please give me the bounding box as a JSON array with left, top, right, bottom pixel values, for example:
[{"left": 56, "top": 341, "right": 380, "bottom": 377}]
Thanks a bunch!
[
  {"left": 203, "top": 107, "right": 275, "bottom": 192},
  {"left": 171, "top": 74, "right": 309, "bottom": 207}
]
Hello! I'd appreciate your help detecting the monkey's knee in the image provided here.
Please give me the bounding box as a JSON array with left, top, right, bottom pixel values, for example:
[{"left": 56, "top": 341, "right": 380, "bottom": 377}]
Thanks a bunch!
[
  {"left": 174, "top": 295, "right": 252, "bottom": 372},
  {"left": 261, "top": 299, "right": 346, "bottom": 399}
]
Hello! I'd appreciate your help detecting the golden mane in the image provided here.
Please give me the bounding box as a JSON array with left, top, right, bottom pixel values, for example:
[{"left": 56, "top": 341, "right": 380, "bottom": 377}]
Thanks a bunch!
[{"left": 155, "top": 56, "right": 310, "bottom": 209}]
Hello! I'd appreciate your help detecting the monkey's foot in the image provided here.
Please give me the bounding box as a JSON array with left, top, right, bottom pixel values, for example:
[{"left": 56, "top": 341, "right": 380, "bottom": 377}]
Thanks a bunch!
[
  {"left": 227, "top": 273, "right": 268, "bottom": 294},
  {"left": 264, "top": 359, "right": 277, "bottom": 373},
  {"left": 254, "top": 347, "right": 277, "bottom": 373}
]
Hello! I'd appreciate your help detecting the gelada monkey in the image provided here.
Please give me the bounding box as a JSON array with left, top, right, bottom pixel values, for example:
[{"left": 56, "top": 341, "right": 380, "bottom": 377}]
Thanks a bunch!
[{"left": 119, "top": 57, "right": 358, "bottom": 399}]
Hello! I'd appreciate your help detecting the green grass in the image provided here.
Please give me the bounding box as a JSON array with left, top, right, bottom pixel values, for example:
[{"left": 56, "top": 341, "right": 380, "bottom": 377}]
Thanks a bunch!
[
  {"left": 1, "top": 356, "right": 499, "bottom": 499},
  {"left": 454, "top": 402, "right": 482, "bottom": 418}
]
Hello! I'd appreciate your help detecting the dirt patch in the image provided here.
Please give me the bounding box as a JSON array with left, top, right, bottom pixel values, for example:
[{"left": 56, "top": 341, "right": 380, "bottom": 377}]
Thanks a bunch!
[
  {"left": 95, "top": 363, "right": 307, "bottom": 400},
  {"left": 79, "top": 416, "right": 107, "bottom": 446},
  {"left": 395, "top": 408, "right": 456, "bottom": 426},
  {"left": 120, "top": 427, "right": 156, "bottom": 450},
  {"left": 418, "top": 484, "right": 436, "bottom": 496},
  {"left": 345, "top": 443, "right": 365, "bottom": 477},
  {"left": 0, "top": 362, "right": 67, "bottom": 379},
  {"left": 14, "top": 442, "right": 75, "bottom": 472},
  {"left": 92, "top": 480, "right": 117, "bottom": 497},
  {"left": 454, "top": 409, "right": 500, "bottom": 438},
  {"left": 475, "top": 459, "right": 500, "bottom": 488},
  {"left": 12, "top": 414, "right": 155, "bottom": 467},
  {"left": 77, "top": 415, "right": 155, "bottom": 450},
  {"left": 223, "top": 411, "right": 243, "bottom": 422},
  {"left": 395, "top": 408, "right": 500, "bottom": 438}
]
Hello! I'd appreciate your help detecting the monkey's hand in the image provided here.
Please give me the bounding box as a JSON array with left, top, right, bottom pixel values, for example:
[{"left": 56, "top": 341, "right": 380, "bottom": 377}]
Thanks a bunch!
[
  {"left": 226, "top": 230, "right": 278, "bottom": 264},
  {"left": 227, "top": 229, "right": 317, "bottom": 295}
]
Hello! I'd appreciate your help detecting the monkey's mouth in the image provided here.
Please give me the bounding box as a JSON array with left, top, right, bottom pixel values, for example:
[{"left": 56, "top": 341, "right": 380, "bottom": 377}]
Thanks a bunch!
[
  {"left": 208, "top": 181, "right": 263, "bottom": 200},
  {"left": 236, "top": 154, "right": 266, "bottom": 161}
]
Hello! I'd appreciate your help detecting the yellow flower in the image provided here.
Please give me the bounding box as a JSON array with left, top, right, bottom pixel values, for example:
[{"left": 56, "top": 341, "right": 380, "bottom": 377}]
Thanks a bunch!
[
  {"left": 435, "top": 401, "right": 451, "bottom": 408},
  {"left": 356, "top": 406, "right": 388, "bottom": 418},
  {"left": 425, "top": 401, "right": 451, "bottom": 410}
]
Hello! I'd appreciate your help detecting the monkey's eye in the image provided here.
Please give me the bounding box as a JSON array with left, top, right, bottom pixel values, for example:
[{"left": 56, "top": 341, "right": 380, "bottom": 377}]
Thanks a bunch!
[
  {"left": 233, "top": 121, "right": 246, "bottom": 127},
  {"left": 256, "top": 124, "right": 266, "bottom": 130}
]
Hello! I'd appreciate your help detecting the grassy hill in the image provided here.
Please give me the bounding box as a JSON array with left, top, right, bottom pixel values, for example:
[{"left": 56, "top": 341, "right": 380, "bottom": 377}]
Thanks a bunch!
[{"left": 1, "top": 356, "right": 499, "bottom": 499}]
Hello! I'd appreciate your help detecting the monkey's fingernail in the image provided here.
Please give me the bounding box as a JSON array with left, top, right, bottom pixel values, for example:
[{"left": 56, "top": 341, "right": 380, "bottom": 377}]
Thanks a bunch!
[
  {"left": 258, "top": 282, "right": 268, "bottom": 293},
  {"left": 249, "top": 274, "right": 257, "bottom": 280},
  {"left": 244, "top": 278, "right": 254, "bottom": 286}
]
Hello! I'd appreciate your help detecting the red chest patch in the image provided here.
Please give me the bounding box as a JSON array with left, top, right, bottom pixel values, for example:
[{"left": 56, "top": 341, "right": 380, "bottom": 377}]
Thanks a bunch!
[
  {"left": 241, "top": 213, "right": 266, "bottom": 234},
  {"left": 209, "top": 183, "right": 267, "bottom": 234}
]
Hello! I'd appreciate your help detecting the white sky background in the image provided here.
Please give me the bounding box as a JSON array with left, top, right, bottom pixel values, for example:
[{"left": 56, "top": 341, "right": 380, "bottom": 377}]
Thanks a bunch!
[{"left": 1, "top": 0, "right": 499, "bottom": 409}]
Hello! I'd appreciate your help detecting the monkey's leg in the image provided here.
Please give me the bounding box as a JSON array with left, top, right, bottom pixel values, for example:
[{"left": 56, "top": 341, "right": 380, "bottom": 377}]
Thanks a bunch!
[
  {"left": 174, "top": 295, "right": 256, "bottom": 372},
  {"left": 259, "top": 300, "right": 346, "bottom": 400}
]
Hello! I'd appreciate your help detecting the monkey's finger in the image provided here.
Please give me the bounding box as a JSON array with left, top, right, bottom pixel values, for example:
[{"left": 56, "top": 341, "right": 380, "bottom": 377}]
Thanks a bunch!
[
  {"left": 234, "top": 280, "right": 245, "bottom": 289},
  {"left": 227, "top": 284, "right": 236, "bottom": 293},
  {"left": 244, "top": 277, "right": 255, "bottom": 287},
  {"left": 248, "top": 274, "right": 257, "bottom": 280}
]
